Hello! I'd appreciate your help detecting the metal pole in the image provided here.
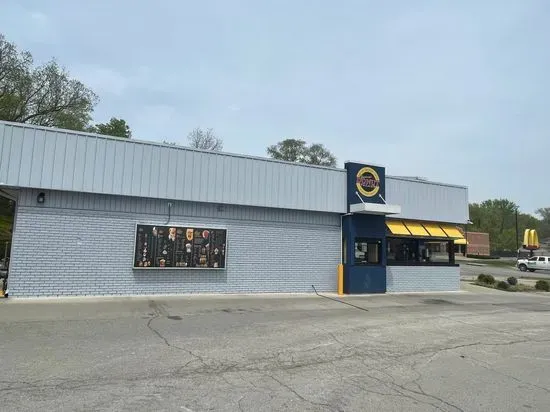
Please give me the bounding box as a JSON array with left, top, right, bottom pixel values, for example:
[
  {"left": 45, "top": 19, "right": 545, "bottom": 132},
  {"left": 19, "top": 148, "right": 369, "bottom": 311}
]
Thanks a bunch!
[
  {"left": 3, "top": 241, "right": 7, "bottom": 261},
  {"left": 515, "top": 208, "right": 519, "bottom": 252}
]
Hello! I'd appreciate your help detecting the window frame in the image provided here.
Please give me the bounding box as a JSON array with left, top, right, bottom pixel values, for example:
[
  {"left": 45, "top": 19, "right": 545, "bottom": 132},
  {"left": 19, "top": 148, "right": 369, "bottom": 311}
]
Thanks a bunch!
[
  {"left": 354, "top": 238, "right": 383, "bottom": 266},
  {"left": 386, "top": 236, "right": 457, "bottom": 267}
]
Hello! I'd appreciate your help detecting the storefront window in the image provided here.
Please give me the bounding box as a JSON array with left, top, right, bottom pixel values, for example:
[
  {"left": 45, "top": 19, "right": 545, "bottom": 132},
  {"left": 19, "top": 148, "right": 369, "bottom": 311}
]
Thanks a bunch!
[
  {"left": 387, "top": 237, "right": 455, "bottom": 265},
  {"left": 424, "top": 241, "right": 453, "bottom": 263},
  {"left": 387, "top": 238, "right": 420, "bottom": 264},
  {"left": 354, "top": 238, "right": 382, "bottom": 265}
]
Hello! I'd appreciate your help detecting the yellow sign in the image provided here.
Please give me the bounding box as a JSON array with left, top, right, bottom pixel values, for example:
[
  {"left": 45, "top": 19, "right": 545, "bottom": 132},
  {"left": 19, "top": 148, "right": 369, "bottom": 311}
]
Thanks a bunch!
[
  {"left": 523, "top": 229, "right": 539, "bottom": 250},
  {"left": 355, "top": 167, "right": 380, "bottom": 197}
]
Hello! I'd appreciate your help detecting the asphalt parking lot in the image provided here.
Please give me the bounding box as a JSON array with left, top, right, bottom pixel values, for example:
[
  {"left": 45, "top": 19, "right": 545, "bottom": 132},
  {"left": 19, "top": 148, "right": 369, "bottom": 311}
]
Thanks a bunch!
[{"left": 1, "top": 290, "right": 550, "bottom": 412}]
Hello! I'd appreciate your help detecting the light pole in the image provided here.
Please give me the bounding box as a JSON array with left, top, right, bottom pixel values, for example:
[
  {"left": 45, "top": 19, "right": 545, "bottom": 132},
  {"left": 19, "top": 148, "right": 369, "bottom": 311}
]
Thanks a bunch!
[{"left": 515, "top": 206, "right": 519, "bottom": 253}]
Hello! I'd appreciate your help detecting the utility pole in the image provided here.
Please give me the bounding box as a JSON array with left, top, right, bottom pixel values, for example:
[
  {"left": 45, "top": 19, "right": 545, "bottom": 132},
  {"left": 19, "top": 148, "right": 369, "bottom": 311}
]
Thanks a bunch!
[{"left": 515, "top": 207, "right": 519, "bottom": 252}]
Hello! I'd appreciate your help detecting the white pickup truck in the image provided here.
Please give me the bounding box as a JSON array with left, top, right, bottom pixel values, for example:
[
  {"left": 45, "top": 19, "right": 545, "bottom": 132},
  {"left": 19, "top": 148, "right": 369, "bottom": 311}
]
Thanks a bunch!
[{"left": 517, "top": 256, "right": 550, "bottom": 272}]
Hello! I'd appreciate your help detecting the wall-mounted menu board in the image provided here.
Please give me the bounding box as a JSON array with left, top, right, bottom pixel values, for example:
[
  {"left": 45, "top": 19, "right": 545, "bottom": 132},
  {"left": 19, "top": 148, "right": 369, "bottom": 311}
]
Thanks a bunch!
[{"left": 134, "top": 225, "right": 227, "bottom": 269}]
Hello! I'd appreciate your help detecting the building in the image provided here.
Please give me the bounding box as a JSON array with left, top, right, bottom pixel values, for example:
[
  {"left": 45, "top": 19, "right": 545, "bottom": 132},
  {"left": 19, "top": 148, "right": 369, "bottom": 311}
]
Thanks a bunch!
[
  {"left": 465, "top": 232, "right": 490, "bottom": 256},
  {"left": 0, "top": 121, "right": 469, "bottom": 297},
  {"left": 453, "top": 229, "right": 491, "bottom": 257}
]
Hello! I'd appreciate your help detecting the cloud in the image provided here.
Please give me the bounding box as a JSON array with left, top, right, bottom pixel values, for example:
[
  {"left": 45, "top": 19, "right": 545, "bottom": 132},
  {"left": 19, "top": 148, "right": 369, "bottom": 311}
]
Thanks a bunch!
[
  {"left": 29, "top": 11, "right": 48, "bottom": 23},
  {"left": 25, "top": 10, "right": 59, "bottom": 44},
  {"left": 71, "top": 65, "right": 153, "bottom": 97}
]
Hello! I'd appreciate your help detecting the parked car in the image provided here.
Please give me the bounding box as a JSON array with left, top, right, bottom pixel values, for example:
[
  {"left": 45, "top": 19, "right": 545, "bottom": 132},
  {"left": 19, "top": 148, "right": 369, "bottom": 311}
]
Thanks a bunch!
[{"left": 517, "top": 256, "right": 550, "bottom": 272}]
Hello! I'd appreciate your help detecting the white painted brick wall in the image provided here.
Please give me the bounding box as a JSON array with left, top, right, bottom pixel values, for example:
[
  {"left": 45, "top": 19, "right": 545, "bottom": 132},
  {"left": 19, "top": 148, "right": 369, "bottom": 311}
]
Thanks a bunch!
[
  {"left": 9, "top": 205, "right": 340, "bottom": 297},
  {"left": 386, "top": 266, "right": 460, "bottom": 292}
]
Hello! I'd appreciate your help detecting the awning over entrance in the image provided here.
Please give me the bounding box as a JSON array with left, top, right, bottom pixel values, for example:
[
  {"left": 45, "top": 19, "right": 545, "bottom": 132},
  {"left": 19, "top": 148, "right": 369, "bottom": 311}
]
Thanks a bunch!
[
  {"left": 386, "top": 220, "right": 411, "bottom": 236},
  {"left": 404, "top": 221, "right": 430, "bottom": 236},
  {"left": 440, "top": 225, "right": 463, "bottom": 238},
  {"left": 454, "top": 238, "right": 468, "bottom": 245},
  {"left": 349, "top": 202, "right": 401, "bottom": 216},
  {"left": 423, "top": 223, "right": 447, "bottom": 237},
  {"left": 386, "top": 219, "right": 466, "bottom": 242}
]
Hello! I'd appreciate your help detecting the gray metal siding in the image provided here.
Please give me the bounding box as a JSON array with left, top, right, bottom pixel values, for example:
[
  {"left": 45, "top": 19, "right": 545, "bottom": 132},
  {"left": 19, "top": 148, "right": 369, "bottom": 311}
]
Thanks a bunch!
[
  {"left": 0, "top": 121, "right": 347, "bottom": 213},
  {"left": 9, "top": 190, "right": 341, "bottom": 297},
  {"left": 17, "top": 189, "right": 341, "bottom": 227},
  {"left": 386, "top": 177, "right": 469, "bottom": 223}
]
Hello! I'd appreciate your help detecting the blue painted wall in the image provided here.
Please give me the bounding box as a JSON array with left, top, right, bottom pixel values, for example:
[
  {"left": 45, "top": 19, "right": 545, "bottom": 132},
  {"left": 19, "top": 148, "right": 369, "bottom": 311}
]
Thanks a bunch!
[
  {"left": 343, "top": 162, "right": 388, "bottom": 294},
  {"left": 342, "top": 213, "right": 387, "bottom": 293}
]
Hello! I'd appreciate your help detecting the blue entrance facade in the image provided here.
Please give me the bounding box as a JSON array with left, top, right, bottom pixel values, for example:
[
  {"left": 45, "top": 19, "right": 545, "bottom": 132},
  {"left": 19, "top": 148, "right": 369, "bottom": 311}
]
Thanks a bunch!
[{"left": 342, "top": 162, "right": 391, "bottom": 294}]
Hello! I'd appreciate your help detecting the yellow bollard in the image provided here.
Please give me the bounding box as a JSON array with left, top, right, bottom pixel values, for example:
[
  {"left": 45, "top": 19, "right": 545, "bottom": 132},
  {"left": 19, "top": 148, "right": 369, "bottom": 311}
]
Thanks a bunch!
[{"left": 337, "top": 264, "right": 344, "bottom": 296}]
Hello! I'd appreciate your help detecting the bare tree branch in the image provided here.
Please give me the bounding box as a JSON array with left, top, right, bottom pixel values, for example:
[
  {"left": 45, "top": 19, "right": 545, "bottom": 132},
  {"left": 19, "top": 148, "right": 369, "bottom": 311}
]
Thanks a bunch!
[{"left": 187, "top": 127, "right": 223, "bottom": 151}]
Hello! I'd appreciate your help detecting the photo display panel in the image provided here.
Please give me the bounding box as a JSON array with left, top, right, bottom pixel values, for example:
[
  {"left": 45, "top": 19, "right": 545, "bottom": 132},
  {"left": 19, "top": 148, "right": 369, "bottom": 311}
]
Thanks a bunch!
[{"left": 134, "top": 225, "right": 227, "bottom": 269}]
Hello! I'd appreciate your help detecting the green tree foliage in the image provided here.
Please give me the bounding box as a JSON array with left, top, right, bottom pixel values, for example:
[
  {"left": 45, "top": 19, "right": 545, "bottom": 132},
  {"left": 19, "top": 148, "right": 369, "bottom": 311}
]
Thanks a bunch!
[
  {"left": 0, "top": 34, "right": 98, "bottom": 130},
  {"left": 90, "top": 117, "right": 131, "bottom": 138},
  {"left": 0, "top": 33, "right": 132, "bottom": 135},
  {"left": 267, "top": 139, "right": 337, "bottom": 167},
  {"left": 468, "top": 199, "right": 549, "bottom": 252},
  {"left": 535, "top": 208, "right": 550, "bottom": 239}
]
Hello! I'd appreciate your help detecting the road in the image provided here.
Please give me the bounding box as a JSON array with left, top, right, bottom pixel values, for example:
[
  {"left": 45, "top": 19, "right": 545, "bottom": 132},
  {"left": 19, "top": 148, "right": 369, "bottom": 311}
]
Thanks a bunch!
[
  {"left": 1, "top": 291, "right": 550, "bottom": 411},
  {"left": 460, "top": 262, "right": 550, "bottom": 280}
]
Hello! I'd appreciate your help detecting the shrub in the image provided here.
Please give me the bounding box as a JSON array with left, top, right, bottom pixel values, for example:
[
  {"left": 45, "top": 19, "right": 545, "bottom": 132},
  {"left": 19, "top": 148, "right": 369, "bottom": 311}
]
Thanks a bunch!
[
  {"left": 477, "top": 274, "right": 487, "bottom": 283},
  {"left": 535, "top": 280, "right": 550, "bottom": 292},
  {"left": 497, "top": 281, "right": 510, "bottom": 290},
  {"left": 507, "top": 276, "right": 518, "bottom": 286},
  {"left": 477, "top": 274, "right": 495, "bottom": 285},
  {"left": 467, "top": 254, "right": 500, "bottom": 260}
]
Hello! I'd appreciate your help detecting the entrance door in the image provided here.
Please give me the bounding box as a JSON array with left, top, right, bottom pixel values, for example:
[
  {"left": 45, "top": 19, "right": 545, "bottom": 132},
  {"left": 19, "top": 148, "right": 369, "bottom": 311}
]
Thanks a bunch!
[{"left": 0, "top": 194, "right": 15, "bottom": 296}]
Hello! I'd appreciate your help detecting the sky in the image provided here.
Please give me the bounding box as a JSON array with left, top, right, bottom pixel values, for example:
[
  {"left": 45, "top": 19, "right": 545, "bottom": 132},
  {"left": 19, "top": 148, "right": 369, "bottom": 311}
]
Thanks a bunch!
[{"left": 1, "top": 0, "right": 549, "bottom": 214}]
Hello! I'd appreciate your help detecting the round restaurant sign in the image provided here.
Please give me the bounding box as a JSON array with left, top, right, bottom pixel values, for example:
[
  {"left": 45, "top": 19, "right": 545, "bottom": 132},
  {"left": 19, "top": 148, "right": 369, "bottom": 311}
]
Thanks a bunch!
[{"left": 356, "top": 167, "right": 380, "bottom": 197}]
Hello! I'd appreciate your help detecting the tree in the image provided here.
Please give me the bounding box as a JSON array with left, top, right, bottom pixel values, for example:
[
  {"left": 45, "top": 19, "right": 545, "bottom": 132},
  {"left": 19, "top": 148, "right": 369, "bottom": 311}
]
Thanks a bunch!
[
  {"left": 90, "top": 117, "right": 131, "bottom": 138},
  {"left": 536, "top": 208, "right": 550, "bottom": 239},
  {"left": 267, "top": 139, "right": 306, "bottom": 162},
  {"left": 187, "top": 127, "right": 223, "bottom": 151},
  {"left": 302, "top": 143, "right": 337, "bottom": 167},
  {"left": 468, "top": 199, "right": 547, "bottom": 253},
  {"left": 267, "top": 139, "right": 337, "bottom": 167},
  {"left": 0, "top": 34, "right": 98, "bottom": 131}
]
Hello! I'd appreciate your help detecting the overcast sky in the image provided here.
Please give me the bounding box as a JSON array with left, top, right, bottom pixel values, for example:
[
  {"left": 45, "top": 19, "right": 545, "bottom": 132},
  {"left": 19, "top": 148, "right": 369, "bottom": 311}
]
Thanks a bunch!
[{"left": 1, "top": 0, "right": 548, "bottom": 214}]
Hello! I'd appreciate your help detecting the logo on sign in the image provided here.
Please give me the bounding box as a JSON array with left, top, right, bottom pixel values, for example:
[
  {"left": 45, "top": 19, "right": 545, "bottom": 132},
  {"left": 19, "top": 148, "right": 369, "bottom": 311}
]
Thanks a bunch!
[{"left": 356, "top": 167, "right": 380, "bottom": 197}]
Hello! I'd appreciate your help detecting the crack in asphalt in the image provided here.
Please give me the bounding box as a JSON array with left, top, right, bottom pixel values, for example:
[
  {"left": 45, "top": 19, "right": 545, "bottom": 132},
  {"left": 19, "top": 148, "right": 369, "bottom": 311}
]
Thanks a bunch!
[
  {"left": 3, "top": 332, "right": 549, "bottom": 398},
  {"left": 266, "top": 373, "right": 338, "bottom": 412},
  {"left": 146, "top": 300, "right": 207, "bottom": 369},
  {"left": 465, "top": 354, "right": 550, "bottom": 394},
  {"left": 354, "top": 355, "right": 464, "bottom": 412},
  {"left": 4, "top": 299, "right": 550, "bottom": 411}
]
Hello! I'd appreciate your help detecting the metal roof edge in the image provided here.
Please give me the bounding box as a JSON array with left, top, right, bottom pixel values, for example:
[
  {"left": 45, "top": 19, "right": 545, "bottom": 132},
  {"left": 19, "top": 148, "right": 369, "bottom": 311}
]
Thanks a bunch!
[
  {"left": 387, "top": 175, "right": 468, "bottom": 190},
  {"left": 344, "top": 160, "right": 386, "bottom": 168},
  {"left": 0, "top": 120, "right": 346, "bottom": 173}
]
